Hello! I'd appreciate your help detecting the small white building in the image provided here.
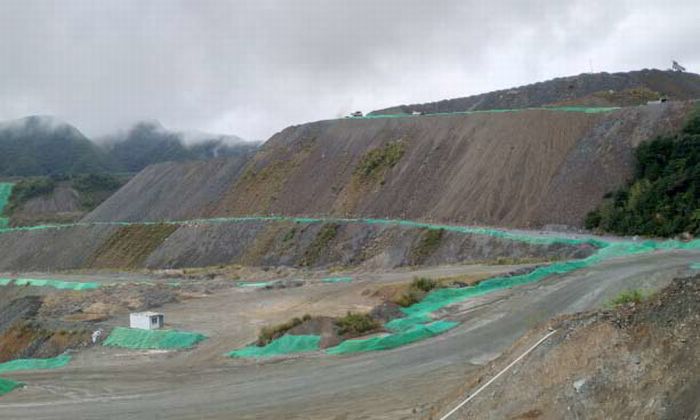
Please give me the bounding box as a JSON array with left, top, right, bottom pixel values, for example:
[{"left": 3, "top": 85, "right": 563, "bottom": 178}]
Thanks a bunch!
[{"left": 130, "top": 312, "right": 164, "bottom": 330}]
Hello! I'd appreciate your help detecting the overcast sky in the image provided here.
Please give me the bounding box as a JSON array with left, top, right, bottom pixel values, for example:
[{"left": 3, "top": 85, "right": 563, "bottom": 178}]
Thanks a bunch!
[{"left": 0, "top": 0, "right": 698, "bottom": 141}]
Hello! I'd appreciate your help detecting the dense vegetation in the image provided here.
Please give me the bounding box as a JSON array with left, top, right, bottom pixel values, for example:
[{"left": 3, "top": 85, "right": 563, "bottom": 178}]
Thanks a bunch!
[
  {"left": 0, "top": 117, "right": 258, "bottom": 177},
  {"left": 3, "top": 173, "right": 127, "bottom": 216},
  {"left": 0, "top": 116, "right": 115, "bottom": 176},
  {"left": 585, "top": 109, "right": 700, "bottom": 236}
]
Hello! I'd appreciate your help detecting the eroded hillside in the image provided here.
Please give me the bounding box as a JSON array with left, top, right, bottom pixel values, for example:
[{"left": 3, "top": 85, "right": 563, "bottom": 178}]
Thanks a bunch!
[{"left": 207, "top": 103, "right": 693, "bottom": 228}]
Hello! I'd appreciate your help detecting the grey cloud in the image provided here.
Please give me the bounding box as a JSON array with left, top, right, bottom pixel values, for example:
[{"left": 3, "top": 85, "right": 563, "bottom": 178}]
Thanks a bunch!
[{"left": 0, "top": 0, "right": 698, "bottom": 140}]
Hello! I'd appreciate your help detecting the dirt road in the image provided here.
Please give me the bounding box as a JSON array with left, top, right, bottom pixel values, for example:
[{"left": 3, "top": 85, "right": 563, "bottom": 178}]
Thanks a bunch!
[{"left": 0, "top": 250, "right": 696, "bottom": 419}]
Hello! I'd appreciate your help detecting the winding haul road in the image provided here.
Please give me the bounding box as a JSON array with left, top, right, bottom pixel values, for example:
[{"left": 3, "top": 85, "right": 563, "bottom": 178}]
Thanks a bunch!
[{"left": 0, "top": 250, "right": 696, "bottom": 419}]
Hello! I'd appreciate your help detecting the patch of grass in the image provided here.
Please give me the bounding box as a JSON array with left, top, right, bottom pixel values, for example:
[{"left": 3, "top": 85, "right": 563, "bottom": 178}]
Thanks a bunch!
[
  {"left": 300, "top": 223, "right": 340, "bottom": 266},
  {"left": 282, "top": 227, "right": 297, "bottom": 242},
  {"left": 354, "top": 140, "right": 406, "bottom": 181},
  {"left": 4, "top": 177, "right": 56, "bottom": 215},
  {"left": 335, "top": 312, "right": 380, "bottom": 336},
  {"left": 410, "top": 228, "right": 445, "bottom": 265},
  {"left": 393, "top": 277, "right": 440, "bottom": 307},
  {"left": 608, "top": 289, "right": 646, "bottom": 307},
  {"left": 87, "top": 223, "right": 178, "bottom": 269},
  {"left": 257, "top": 314, "right": 312, "bottom": 345},
  {"left": 70, "top": 173, "right": 126, "bottom": 210}
]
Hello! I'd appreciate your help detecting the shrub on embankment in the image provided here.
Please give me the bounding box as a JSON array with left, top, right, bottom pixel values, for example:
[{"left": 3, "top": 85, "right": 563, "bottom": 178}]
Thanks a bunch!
[{"left": 585, "top": 108, "right": 700, "bottom": 237}]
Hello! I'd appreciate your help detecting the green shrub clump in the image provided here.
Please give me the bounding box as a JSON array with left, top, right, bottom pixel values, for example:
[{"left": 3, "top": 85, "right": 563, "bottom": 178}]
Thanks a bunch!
[
  {"left": 335, "top": 312, "right": 380, "bottom": 336},
  {"left": 355, "top": 140, "right": 406, "bottom": 180},
  {"left": 4, "top": 177, "right": 56, "bottom": 215},
  {"left": 585, "top": 109, "right": 700, "bottom": 237},
  {"left": 394, "top": 277, "right": 439, "bottom": 307},
  {"left": 608, "top": 289, "right": 645, "bottom": 307},
  {"left": 257, "top": 314, "right": 312, "bottom": 345}
]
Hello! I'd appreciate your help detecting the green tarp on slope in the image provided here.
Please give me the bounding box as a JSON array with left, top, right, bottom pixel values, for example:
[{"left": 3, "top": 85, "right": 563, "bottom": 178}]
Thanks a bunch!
[
  {"left": 322, "top": 277, "right": 353, "bottom": 284},
  {"left": 237, "top": 281, "right": 277, "bottom": 288},
  {"left": 0, "top": 354, "right": 71, "bottom": 374},
  {"left": 325, "top": 321, "right": 458, "bottom": 355},
  {"left": 361, "top": 106, "right": 620, "bottom": 120},
  {"left": 0, "top": 182, "right": 12, "bottom": 229},
  {"left": 0, "top": 278, "right": 99, "bottom": 290},
  {"left": 0, "top": 378, "right": 23, "bottom": 396},
  {"left": 103, "top": 327, "right": 206, "bottom": 350},
  {"left": 228, "top": 334, "right": 321, "bottom": 358}
]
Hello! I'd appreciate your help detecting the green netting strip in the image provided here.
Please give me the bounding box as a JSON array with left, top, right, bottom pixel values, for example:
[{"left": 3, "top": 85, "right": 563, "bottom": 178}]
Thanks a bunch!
[
  {"left": 0, "top": 182, "right": 12, "bottom": 230},
  {"left": 1, "top": 278, "right": 99, "bottom": 290},
  {"left": 237, "top": 281, "right": 277, "bottom": 288},
  {"left": 361, "top": 106, "right": 620, "bottom": 120},
  {"left": 322, "top": 277, "right": 353, "bottom": 284},
  {"left": 102, "top": 327, "right": 206, "bottom": 349},
  {"left": 0, "top": 378, "right": 23, "bottom": 396},
  {"left": 0, "top": 216, "right": 603, "bottom": 250},
  {"left": 325, "top": 321, "right": 458, "bottom": 355},
  {"left": 227, "top": 334, "right": 321, "bottom": 358},
  {"left": 0, "top": 354, "right": 71, "bottom": 374}
]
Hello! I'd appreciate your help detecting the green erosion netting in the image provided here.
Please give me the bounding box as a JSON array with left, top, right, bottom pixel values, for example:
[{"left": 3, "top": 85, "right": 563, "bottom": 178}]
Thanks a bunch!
[
  {"left": 325, "top": 321, "right": 458, "bottom": 355},
  {"left": 0, "top": 182, "right": 13, "bottom": 229},
  {"left": 322, "top": 277, "right": 353, "bottom": 283},
  {"left": 0, "top": 378, "right": 23, "bottom": 396},
  {"left": 103, "top": 327, "right": 206, "bottom": 349},
  {"left": 0, "top": 354, "right": 71, "bottom": 374},
  {"left": 0, "top": 215, "right": 603, "bottom": 249},
  {"left": 228, "top": 334, "right": 321, "bottom": 358},
  {"left": 360, "top": 106, "right": 620, "bottom": 120},
  {"left": 691, "top": 263, "right": 700, "bottom": 270},
  {"left": 237, "top": 281, "right": 277, "bottom": 288},
  {"left": 0, "top": 278, "right": 99, "bottom": 290}
]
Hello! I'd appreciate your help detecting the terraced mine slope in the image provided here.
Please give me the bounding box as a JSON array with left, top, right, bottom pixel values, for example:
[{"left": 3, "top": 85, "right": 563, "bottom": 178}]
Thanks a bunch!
[
  {"left": 208, "top": 103, "right": 693, "bottom": 228},
  {"left": 0, "top": 218, "right": 590, "bottom": 272}
]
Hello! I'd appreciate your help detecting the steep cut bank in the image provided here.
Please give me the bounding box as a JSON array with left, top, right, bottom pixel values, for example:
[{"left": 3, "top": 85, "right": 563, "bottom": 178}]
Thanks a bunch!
[
  {"left": 207, "top": 103, "right": 693, "bottom": 228},
  {"left": 0, "top": 220, "right": 589, "bottom": 272},
  {"left": 84, "top": 157, "right": 250, "bottom": 222},
  {"left": 371, "top": 69, "right": 700, "bottom": 115}
]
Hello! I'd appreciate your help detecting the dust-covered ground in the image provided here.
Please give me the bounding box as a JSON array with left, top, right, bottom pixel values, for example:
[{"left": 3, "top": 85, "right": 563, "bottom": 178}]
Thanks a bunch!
[{"left": 0, "top": 248, "right": 697, "bottom": 419}]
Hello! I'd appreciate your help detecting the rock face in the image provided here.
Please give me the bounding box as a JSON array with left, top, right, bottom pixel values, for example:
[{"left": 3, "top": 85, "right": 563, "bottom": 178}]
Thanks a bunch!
[
  {"left": 207, "top": 102, "right": 692, "bottom": 228},
  {"left": 369, "top": 69, "right": 700, "bottom": 115}
]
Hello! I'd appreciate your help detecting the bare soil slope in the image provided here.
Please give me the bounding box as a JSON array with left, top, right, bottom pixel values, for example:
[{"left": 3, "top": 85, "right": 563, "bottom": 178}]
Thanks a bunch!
[
  {"left": 0, "top": 221, "right": 587, "bottom": 272},
  {"left": 438, "top": 275, "right": 700, "bottom": 419},
  {"left": 84, "top": 156, "right": 250, "bottom": 222},
  {"left": 210, "top": 102, "right": 692, "bottom": 228}
]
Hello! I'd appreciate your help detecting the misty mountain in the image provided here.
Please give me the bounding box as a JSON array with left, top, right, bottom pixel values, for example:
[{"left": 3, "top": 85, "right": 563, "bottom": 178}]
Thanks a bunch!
[
  {"left": 0, "top": 117, "right": 259, "bottom": 177},
  {"left": 101, "top": 121, "right": 259, "bottom": 173},
  {"left": 0, "top": 116, "right": 115, "bottom": 176}
]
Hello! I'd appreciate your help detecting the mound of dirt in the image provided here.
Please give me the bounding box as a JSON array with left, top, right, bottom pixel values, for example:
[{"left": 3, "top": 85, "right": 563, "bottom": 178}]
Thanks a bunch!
[{"left": 437, "top": 275, "right": 700, "bottom": 419}]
